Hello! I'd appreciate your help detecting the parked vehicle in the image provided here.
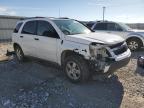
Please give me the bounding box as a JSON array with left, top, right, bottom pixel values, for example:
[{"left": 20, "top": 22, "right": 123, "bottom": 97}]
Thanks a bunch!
[
  {"left": 12, "top": 17, "right": 131, "bottom": 83},
  {"left": 90, "top": 21, "right": 144, "bottom": 51},
  {"left": 137, "top": 56, "right": 144, "bottom": 68}
]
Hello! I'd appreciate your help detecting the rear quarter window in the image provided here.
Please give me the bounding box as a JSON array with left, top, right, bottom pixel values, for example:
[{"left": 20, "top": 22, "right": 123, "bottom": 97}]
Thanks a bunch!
[{"left": 13, "top": 22, "right": 23, "bottom": 33}]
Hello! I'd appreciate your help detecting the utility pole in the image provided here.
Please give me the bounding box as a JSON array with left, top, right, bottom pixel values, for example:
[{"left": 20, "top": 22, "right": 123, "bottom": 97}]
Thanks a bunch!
[
  {"left": 103, "top": 6, "right": 106, "bottom": 21},
  {"left": 59, "top": 8, "right": 61, "bottom": 17}
]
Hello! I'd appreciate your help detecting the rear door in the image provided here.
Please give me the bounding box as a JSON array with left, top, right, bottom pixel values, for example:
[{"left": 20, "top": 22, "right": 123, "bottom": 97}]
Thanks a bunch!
[
  {"left": 107, "top": 23, "right": 129, "bottom": 39},
  {"left": 34, "top": 20, "right": 60, "bottom": 62},
  {"left": 20, "top": 20, "right": 37, "bottom": 56},
  {"left": 93, "top": 22, "right": 128, "bottom": 39},
  {"left": 12, "top": 22, "right": 23, "bottom": 45}
]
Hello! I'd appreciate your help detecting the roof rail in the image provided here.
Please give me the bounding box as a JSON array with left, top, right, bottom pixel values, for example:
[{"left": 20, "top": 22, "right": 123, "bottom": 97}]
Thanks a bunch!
[
  {"left": 48, "top": 17, "right": 56, "bottom": 19},
  {"left": 35, "top": 16, "right": 45, "bottom": 18},
  {"left": 21, "top": 16, "right": 70, "bottom": 20},
  {"left": 21, "top": 16, "right": 46, "bottom": 20},
  {"left": 58, "top": 17, "right": 70, "bottom": 19},
  {"left": 97, "top": 20, "right": 109, "bottom": 22}
]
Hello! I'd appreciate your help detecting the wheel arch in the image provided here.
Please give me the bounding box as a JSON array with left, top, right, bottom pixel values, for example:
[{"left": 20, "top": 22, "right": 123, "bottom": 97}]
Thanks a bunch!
[
  {"left": 61, "top": 50, "right": 85, "bottom": 66},
  {"left": 13, "top": 43, "right": 22, "bottom": 50}
]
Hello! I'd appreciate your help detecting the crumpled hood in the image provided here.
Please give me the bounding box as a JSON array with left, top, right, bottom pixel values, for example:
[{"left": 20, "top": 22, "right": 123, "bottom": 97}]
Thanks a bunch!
[{"left": 65, "top": 32, "right": 124, "bottom": 45}]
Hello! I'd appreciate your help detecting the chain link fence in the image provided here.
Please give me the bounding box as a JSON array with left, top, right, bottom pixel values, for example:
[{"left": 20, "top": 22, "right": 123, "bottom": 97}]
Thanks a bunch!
[{"left": 0, "top": 15, "right": 25, "bottom": 43}]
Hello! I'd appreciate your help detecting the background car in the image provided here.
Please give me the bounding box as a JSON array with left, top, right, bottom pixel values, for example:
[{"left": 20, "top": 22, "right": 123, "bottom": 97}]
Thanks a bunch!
[
  {"left": 137, "top": 56, "right": 144, "bottom": 68},
  {"left": 90, "top": 21, "right": 144, "bottom": 51}
]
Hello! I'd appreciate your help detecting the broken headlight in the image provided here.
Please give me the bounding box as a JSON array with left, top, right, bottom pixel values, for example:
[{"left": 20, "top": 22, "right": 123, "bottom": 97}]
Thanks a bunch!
[{"left": 89, "top": 43, "right": 107, "bottom": 58}]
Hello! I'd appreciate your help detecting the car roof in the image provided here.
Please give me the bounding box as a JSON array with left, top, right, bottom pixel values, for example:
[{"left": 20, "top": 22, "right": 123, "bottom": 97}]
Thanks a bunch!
[
  {"left": 96, "top": 20, "right": 123, "bottom": 24},
  {"left": 20, "top": 17, "right": 71, "bottom": 21},
  {"left": 96, "top": 20, "right": 115, "bottom": 23}
]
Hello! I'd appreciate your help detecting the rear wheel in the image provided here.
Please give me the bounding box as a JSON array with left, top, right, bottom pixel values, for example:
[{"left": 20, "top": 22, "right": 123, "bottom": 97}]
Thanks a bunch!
[
  {"left": 63, "top": 55, "right": 90, "bottom": 83},
  {"left": 127, "top": 38, "right": 142, "bottom": 51},
  {"left": 14, "top": 46, "right": 25, "bottom": 62}
]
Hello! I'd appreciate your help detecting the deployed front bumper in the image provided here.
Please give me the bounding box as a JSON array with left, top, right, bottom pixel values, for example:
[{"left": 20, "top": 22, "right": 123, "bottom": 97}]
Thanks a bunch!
[
  {"left": 106, "top": 49, "right": 131, "bottom": 73},
  {"left": 106, "top": 55, "right": 131, "bottom": 73},
  {"left": 89, "top": 49, "right": 131, "bottom": 74}
]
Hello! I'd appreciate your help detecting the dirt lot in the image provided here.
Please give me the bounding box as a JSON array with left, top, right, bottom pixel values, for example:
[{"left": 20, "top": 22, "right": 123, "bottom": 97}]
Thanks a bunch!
[{"left": 0, "top": 43, "right": 144, "bottom": 108}]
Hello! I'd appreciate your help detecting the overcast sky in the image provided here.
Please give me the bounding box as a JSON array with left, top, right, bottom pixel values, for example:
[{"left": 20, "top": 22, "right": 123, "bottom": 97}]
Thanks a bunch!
[{"left": 0, "top": 0, "right": 144, "bottom": 23}]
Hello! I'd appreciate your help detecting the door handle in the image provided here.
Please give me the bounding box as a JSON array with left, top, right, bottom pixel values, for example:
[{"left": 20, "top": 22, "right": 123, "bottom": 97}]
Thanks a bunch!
[
  {"left": 20, "top": 36, "right": 23, "bottom": 38},
  {"left": 34, "top": 38, "right": 39, "bottom": 41},
  {"left": 107, "top": 31, "right": 111, "bottom": 33}
]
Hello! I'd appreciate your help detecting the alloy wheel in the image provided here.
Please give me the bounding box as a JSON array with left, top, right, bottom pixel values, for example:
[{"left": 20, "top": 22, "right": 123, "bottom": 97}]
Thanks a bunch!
[
  {"left": 66, "top": 61, "right": 81, "bottom": 80},
  {"left": 128, "top": 41, "right": 139, "bottom": 50}
]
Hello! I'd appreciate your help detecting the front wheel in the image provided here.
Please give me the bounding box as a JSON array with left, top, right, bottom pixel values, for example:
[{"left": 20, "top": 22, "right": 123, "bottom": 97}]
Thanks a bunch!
[{"left": 63, "top": 55, "right": 90, "bottom": 83}]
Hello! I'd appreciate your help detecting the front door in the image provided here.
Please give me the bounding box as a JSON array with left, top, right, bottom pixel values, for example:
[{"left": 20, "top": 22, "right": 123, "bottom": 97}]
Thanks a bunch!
[{"left": 34, "top": 20, "right": 60, "bottom": 63}]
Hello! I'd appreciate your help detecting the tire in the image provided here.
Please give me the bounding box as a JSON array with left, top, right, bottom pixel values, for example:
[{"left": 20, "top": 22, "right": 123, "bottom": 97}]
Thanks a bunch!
[
  {"left": 63, "top": 55, "right": 90, "bottom": 83},
  {"left": 127, "top": 38, "right": 142, "bottom": 51},
  {"left": 14, "top": 45, "right": 25, "bottom": 62}
]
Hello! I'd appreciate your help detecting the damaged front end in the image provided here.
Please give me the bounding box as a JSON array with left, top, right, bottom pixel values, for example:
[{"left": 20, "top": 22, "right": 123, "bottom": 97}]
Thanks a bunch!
[
  {"left": 89, "top": 42, "right": 114, "bottom": 74},
  {"left": 88, "top": 41, "right": 131, "bottom": 75}
]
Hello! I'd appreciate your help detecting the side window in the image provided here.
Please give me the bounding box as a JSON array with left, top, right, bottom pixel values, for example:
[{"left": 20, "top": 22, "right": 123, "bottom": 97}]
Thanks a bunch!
[
  {"left": 94, "top": 23, "right": 107, "bottom": 30},
  {"left": 107, "top": 23, "right": 123, "bottom": 31},
  {"left": 13, "top": 22, "right": 23, "bottom": 33},
  {"left": 107, "top": 23, "right": 116, "bottom": 31},
  {"left": 37, "top": 21, "right": 59, "bottom": 38},
  {"left": 21, "top": 21, "right": 36, "bottom": 35}
]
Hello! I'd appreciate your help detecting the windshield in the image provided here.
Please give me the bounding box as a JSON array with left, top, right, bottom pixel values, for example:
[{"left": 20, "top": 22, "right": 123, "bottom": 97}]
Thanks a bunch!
[
  {"left": 119, "top": 23, "right": 132, "bottom": 31},
  {"left": 53, "top": 19, "right": 91, "bottom": 35}
]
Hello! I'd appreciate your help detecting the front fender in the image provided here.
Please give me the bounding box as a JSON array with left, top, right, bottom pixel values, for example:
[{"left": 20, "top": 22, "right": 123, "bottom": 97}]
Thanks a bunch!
[
  {"left": 57, "top": 40, "right": 91, "bottom": 65},
  {"left": 62, "top": 40, "right": 90, "bottom": 59}
]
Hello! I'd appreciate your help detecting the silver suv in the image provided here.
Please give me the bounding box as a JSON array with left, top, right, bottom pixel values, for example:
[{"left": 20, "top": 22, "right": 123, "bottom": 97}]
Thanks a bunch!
[{"left": 90, "top": 21, "right": 144, "bottom": 51}]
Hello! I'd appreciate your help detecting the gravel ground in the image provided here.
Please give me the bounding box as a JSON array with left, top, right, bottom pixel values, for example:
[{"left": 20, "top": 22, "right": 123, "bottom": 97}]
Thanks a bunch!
[
  {"left": 0, "top": 42, "right": 12, "bottom": 57},
  {"left": 0, "top": 43, "right": 144, "bottom": 108}
]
